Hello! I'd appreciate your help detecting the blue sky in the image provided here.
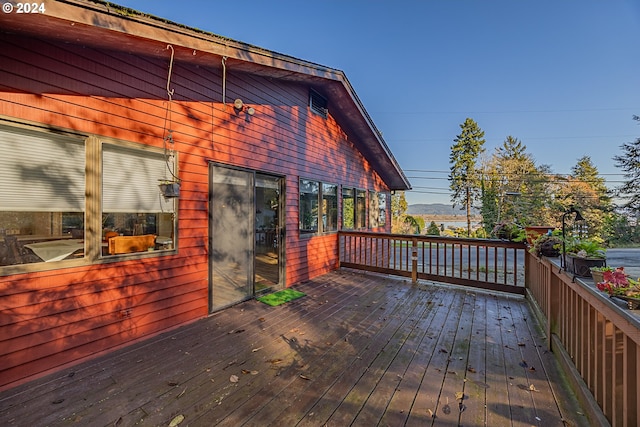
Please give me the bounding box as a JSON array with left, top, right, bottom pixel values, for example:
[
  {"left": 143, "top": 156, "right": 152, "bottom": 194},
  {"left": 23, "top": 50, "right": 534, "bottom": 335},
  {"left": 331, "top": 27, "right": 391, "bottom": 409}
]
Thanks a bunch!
[{"left": 117, "top": 0, "right": 640, "bottom": 205}]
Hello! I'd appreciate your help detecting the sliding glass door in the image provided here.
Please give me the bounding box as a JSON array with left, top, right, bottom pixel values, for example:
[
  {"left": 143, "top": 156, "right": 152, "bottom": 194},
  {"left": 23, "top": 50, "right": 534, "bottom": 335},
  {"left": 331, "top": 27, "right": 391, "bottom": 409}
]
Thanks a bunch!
[{"left": 209, "top": 165, "right": 284, "bottom": 312}]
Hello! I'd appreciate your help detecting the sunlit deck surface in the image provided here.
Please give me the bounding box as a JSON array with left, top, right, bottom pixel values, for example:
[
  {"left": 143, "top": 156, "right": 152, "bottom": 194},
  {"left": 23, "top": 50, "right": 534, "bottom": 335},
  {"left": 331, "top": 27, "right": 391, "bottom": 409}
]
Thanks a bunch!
[{"left": 1, "top": 271, "right": 589, "bottom": 426}]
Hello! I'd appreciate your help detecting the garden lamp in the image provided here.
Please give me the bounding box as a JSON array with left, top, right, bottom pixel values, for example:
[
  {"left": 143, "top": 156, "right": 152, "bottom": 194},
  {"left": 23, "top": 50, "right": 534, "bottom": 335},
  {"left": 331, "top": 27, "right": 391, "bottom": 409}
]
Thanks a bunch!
[{"left": 561, "top": 206, "right": 584, "bottom": 269}]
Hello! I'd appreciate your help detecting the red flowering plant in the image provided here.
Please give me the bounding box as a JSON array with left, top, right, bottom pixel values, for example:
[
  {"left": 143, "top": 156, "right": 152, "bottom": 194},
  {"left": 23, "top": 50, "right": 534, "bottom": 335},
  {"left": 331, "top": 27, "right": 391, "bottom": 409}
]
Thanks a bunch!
[{"left": 596, "top": 267, "right": 640, "bottom": 299}]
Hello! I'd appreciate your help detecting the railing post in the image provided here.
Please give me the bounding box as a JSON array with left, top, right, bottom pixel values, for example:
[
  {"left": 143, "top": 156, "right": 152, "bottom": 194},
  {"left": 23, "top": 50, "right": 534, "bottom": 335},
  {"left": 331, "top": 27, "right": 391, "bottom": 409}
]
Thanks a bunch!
[{"left": 411, "top": 238, "right": 418, "bottom": 284}]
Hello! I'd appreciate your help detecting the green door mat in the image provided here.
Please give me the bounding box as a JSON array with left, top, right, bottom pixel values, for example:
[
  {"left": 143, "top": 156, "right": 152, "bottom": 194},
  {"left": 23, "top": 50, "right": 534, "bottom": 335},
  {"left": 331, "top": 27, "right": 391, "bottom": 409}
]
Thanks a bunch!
[{"left": 257, "top": 289, "right": 306, "bottom": 306}]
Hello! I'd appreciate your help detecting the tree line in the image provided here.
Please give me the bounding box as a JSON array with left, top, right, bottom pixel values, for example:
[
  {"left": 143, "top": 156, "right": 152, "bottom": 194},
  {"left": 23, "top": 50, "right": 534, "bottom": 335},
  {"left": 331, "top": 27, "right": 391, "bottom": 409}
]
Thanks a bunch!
[{"left": 392, "top": 116, "right": 640, "bottom": 246}]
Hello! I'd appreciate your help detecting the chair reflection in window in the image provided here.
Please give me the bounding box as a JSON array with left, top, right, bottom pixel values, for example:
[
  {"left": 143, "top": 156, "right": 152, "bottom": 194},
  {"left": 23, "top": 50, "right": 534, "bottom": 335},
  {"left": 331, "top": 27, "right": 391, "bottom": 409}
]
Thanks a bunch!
[{"left": 3, "top": 235, "right": 40, "bottom": 265}]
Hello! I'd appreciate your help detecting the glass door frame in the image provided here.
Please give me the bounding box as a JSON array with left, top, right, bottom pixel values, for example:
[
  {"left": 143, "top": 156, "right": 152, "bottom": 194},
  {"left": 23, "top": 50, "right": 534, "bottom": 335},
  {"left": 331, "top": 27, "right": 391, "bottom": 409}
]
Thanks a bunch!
[{"left": 208, "top": 163, "right": 285, "bottom": 313}]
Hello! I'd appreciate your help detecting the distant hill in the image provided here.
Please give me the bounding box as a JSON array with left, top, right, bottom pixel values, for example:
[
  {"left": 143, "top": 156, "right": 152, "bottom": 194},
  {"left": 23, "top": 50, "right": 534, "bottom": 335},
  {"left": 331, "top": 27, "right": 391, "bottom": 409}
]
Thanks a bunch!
[{"left": 407, "top": 203, "right": 479, "bottom": 216}]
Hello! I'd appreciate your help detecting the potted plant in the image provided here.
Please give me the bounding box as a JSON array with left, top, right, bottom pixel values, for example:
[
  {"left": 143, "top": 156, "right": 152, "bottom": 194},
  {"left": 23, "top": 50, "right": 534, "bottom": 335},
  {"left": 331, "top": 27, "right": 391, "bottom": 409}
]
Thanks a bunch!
[
  {"left": 596, "top": 268, "right": 640, "bottom": 309},
  {"left": 590, "top": 265, "right": 615, "bottom": 284},
  {"left": 530, "top": 230, "right": 562, "bottom": 257},
  {"left": 564, "top": 237, "right": 606, "bottom": 277},
  {"left": 492, "top": 221, "right": 525, "bottom": 242}
]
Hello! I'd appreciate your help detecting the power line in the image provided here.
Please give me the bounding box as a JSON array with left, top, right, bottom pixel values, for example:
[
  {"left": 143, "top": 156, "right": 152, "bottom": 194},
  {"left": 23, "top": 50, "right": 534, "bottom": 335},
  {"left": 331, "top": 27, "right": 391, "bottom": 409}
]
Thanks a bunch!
[
  {"left": 404, "top": 168, "right": 628, "bottom": 177},
  {"left": 372, "top": 107, "right": 639, "bottom": 115}
]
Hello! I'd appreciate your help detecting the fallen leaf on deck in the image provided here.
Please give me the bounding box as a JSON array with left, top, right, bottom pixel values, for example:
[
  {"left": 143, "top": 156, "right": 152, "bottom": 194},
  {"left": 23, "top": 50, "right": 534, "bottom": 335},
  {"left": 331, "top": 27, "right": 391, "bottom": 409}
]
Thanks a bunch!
[
  {"left": 517, "top": 342, "right": 526, "bottom": 346},
  {"left": 455, "top": 391, "right": 464, "bottom": 401},
  {"left": 229, "top": 375, "right": 239, "bottom": 383},
  {"left": 177, "top": 387, "right": 187, "bottom": 398},
  {"left": 252, "top": 347, "right": 263, "bottom": 352},
  {"left": 529, "top": 366, "right": 536, "bottom": 372},
  {"left": 168, "top": 414, "right": 184, "bottom": 427},
  {"left": 167, "top": 381, "right": 179, "bottom": 387},
  {"left": 529, "top": 384, "right": 538, "bottom": 392},
  {"left": 427, "top": 408, "right": 434, "bottom": 418},
  {"left": 258, "top": 317, "right": 265, "bottom": 322},
  {"left": 467, "top": 367, "right": 476, "bottom": 373},
  {"left": 51, "top": 398, "right": 65, "bottom": 405},
  {"left": 267, "top": 359, "right": 283, "bottom": 365},
  {"left": 439, "top": 348, "right": 448, "bottom": 353},
  {"left": 299, "top": 374, "right": 311, "bottom": 380}
]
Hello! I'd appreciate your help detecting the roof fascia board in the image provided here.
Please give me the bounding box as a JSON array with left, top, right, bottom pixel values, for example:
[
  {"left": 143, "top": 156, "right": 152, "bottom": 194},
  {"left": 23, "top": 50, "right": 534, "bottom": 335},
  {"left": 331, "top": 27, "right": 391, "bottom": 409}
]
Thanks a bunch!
[
  {"left": 50, "top": 0, "right": 341, "bottom": 81},
  {"left": 27, "top": 0, "right": 411, "bottom": 190}
]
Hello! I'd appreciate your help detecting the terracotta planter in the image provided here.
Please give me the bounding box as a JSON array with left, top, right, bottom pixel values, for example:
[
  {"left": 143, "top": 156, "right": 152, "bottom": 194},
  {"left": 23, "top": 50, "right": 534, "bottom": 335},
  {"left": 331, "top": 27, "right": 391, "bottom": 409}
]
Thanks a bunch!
[{"left": 525, "top": 226, "right": 554, "bottom": 245}]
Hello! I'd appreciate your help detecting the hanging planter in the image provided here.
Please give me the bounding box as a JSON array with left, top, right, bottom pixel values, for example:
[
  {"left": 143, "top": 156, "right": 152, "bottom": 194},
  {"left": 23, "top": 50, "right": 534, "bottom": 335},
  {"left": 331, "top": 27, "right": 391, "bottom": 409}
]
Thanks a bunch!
[{"left": 159, "top": 180, "right": 180, "bottom": 198}]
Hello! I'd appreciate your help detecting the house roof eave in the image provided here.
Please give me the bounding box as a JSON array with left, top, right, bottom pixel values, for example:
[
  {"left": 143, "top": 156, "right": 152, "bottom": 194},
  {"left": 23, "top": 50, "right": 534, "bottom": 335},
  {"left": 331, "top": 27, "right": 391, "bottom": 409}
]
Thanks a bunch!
[{"left": 0, "top": 0, "right": 411, "bottom": 190}]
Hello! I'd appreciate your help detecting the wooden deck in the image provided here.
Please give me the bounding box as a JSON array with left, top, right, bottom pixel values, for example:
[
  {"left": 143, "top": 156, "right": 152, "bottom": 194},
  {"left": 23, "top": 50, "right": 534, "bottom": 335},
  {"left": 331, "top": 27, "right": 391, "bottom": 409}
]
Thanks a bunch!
[{"left": 0, "top": 270, "right": 589, "bottom": 426}]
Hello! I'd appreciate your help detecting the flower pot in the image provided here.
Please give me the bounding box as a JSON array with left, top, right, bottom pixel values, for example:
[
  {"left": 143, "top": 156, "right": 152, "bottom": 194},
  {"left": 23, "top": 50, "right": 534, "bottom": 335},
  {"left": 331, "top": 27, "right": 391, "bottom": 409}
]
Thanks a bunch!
[
  {"left": 525, "top": 226, "right": 553, "bottom": 245},
  {"left": 590, "top": 270, "right": 604, "bottom": 284},
  {"left": 566, "top": 254, "right": 606, "bottom": 278},
  {"left": 535, "top": 237, "right": 561, "bottom": 257}
]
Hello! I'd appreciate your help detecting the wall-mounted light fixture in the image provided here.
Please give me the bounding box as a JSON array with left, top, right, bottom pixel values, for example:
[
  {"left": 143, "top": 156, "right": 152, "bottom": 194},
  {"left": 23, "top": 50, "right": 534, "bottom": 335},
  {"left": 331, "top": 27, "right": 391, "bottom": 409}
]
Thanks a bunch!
[{"left": 233, "top": 98, "right": 255, "bottom": 116}]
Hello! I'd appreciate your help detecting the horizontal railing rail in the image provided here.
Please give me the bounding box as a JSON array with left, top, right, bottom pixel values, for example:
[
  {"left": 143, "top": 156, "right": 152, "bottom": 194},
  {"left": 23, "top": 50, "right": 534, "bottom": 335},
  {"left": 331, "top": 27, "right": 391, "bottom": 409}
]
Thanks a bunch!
[
  {"left": 526, "top": 251, "right": 640, "bottom": 427},
  {"left": 338, "top": 231, "right": 526, "bottom": 295}
]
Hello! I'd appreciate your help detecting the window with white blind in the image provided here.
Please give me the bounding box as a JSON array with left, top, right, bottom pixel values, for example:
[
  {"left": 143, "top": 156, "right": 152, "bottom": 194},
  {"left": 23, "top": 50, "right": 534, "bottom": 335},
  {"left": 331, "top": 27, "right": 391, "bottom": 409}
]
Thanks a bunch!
[
  {"left": 101, "top": 143, "right": 176, "bottom": 256},
  {"left": 0, "top": 125, "right": 86, "bottom": 265}
]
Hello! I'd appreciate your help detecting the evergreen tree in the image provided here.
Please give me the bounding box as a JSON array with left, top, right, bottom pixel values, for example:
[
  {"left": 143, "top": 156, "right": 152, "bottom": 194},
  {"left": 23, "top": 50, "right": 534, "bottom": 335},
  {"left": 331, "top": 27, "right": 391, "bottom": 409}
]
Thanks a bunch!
[
  {"left": 613, "top": 116, "right": 640, "bottom": 212},
  {"left": 449, "top": 118, "right": 485, "bottom": 236},
  {"left": 426, "top": 221, "right": 441, "bottom": 236},
  {"left": 481, "top": 136, "right": 553, "bottom": 229}
]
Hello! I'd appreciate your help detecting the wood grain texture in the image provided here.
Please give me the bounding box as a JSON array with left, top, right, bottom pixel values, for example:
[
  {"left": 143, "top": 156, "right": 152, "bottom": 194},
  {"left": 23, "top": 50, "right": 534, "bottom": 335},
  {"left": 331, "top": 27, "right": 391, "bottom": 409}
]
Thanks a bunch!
[{"left": 0, "top": 271, "right": 589, "bottom": 426}]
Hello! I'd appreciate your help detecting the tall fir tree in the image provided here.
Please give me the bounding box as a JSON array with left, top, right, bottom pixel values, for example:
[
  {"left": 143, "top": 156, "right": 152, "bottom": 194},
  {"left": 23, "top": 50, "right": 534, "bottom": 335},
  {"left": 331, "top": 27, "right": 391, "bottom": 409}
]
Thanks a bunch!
[
  {"left": 613, "top": 116, "right": 640, "bottom": 212},
  {"left": 449, "top": 118, "right": 485, "bottom": 236}
]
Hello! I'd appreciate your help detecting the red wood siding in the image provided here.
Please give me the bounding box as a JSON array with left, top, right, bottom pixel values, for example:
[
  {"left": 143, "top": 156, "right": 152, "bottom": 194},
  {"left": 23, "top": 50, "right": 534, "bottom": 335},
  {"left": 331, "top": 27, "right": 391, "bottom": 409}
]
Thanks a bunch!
[{"left": 0, "top": 31, "right": 390, "bottom": 390}]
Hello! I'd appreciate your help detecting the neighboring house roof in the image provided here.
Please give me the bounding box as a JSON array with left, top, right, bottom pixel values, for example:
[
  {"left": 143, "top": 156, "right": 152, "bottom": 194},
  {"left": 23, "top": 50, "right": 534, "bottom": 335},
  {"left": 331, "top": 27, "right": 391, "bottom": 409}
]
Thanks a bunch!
[{"left": 0, "top": 0, "right": 411, "bottom": 190}]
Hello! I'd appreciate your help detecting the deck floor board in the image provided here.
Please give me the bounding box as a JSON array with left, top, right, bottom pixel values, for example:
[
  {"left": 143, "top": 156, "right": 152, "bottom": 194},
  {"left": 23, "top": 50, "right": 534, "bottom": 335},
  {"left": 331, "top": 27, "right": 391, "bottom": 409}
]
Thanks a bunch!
[{"left": 0, "top": 270, "right": 589, "bottom": 426}]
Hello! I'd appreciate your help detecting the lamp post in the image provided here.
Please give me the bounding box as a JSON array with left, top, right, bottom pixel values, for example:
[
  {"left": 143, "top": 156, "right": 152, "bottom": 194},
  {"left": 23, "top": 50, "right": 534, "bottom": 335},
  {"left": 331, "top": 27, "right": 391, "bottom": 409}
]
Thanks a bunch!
[{"left": 561, "top": 206, "right": 585, "bottom": 270}]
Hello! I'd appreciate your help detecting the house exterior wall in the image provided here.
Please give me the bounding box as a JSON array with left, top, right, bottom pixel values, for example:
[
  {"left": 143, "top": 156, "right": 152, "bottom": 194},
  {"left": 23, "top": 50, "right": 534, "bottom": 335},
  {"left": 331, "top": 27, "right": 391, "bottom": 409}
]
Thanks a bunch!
[{"left": 0, "top": 31, "right": 391, "bottom": 390}]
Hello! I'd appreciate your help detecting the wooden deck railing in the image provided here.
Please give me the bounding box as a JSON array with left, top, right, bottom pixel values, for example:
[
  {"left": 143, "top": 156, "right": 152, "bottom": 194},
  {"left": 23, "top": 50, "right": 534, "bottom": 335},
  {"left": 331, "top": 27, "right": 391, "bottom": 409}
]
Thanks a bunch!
[
  {"left": 338, "top": 231, "right": 640, "bottom": 426},
  {"left": 526, "top": 251, "right": 639, "bottom": 427},
  {"left": 338, "top": 231, "right": 526, "bottom": 295}
]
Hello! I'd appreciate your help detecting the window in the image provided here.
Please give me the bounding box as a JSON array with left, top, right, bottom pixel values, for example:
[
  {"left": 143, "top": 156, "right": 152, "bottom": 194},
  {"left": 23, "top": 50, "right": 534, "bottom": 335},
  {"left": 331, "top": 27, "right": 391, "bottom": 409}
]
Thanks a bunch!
[
  {"left": 299, "top": 179, "right": 319, "bottom": 233},
  {"left": 342, "top": 187, "right": 367, "bottom": 230},
  {"left": 342, "top": 188, "right": 355, "bottom": 230},
  {"left": 309, "top": 89, "right": 328, "bottom": 118},
  {"left": 0, "top": 125, "right": 85, "bottom": 266},
  {"left": 369, "top": 191, "right": 388, "bottom": 229},
  {"left": 299, "top": 179, "right": 338, "bottom": 234},
  {"left": 102, "top": 143, "right": 176, "bottom": 255},
  {"left": 356, "top": 189, "right": 367, "bottom": 229},
  {"left": 0, "top": 123, "right": 179, "bottom": 270},
  {"left": 378, "top": 192, "right": 387, "bottom": 226},
  {"left": 322, "top": 183, "right": 338, "bottom": 232},
  {"left": 369, "top": 191, "right": 380, "bottom": 228}
]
